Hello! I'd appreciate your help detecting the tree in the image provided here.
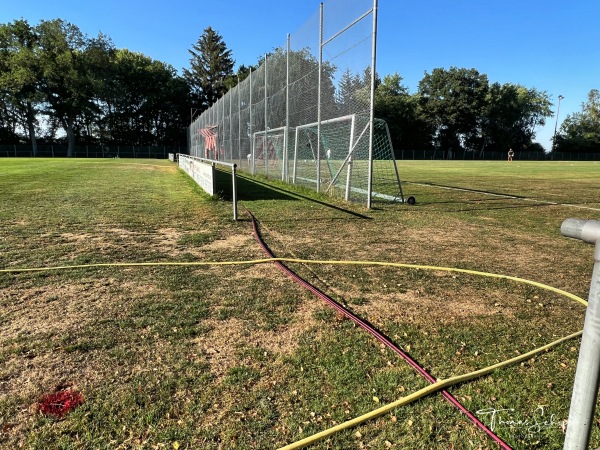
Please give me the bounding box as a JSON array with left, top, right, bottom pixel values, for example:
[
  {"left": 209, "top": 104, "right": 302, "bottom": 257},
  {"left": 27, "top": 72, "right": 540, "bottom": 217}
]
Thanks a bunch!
[
  {"left": 418, "top": 67, "right": 489, "bottom": 156},
  {"left": 0, "top": 19, "right": 42, "bottom": 152},
  {"left": 0, "top": 91, "right": 22, "bottom": 143},
  {"left": 184, "top": 27, "right": 234, "bottom": 112},
  {"left": 76, "top": 32, "right": 114, "bottom": 144},
  {"left": 101, "top": 49, "right": 188, "bottom": 146},
  {"left": 36, "top": 19, "right": 113, "bottom": 156},
  {"left": 336, "top": 69, "right": 362, "bottom": 116},
  {"left": 374, "top": 73, "right": 432, "bottom": 152},
  {"left": 222, "top": 64, "right": 256, "bottom": 91},
  {"left": 555, "top": 89, "right": 600, "bottom": 154},
  {"left": 0, "top": 18, "right": 191, "bottom": 150},
  {"left": 478, "top": 83, "right": 551, "bottom": 154}
]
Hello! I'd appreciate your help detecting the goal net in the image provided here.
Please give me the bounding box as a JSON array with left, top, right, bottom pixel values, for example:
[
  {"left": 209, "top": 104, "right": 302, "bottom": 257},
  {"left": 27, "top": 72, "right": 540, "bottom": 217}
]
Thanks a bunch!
[
  {"left": 188, "top": 0, "right": 410, "bottom": 206},
  {"left": 250, "top": 127, "right": 287, "bottom": 179},
  {"left": 290, "top": 114, "right": 404, "bottom": 203}
]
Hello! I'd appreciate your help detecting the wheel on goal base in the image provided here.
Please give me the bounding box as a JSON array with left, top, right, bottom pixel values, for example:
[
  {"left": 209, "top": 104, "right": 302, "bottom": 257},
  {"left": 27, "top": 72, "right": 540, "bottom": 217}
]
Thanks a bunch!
[{"left": 407, "top": 196, "right": 416, "bottom": 205}]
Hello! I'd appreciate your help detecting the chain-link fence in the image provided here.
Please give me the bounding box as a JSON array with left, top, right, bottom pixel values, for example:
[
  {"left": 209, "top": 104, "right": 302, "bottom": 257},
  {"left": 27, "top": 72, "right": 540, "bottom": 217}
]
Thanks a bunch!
[
  {"left": 0, "top": 144, "right": 181, "bottom": 159},
  {"left": 189, "top": 0, "right": 404, "bottom": 206},
  {"left": 394, "top": 149, "right": 600, "bottom": 161}
]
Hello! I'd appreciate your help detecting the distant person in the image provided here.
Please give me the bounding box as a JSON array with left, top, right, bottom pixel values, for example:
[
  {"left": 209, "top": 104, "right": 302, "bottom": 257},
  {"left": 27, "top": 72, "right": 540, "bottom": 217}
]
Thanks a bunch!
[{"left": 508, "top": 148, "right": 514, "bottom": 162}]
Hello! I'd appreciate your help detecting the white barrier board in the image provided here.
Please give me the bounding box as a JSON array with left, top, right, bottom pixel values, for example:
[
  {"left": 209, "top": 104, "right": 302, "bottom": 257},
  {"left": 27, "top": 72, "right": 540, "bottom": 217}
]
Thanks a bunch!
[{"left": 179, "top": 156, "right": 215, "bottom": 196}]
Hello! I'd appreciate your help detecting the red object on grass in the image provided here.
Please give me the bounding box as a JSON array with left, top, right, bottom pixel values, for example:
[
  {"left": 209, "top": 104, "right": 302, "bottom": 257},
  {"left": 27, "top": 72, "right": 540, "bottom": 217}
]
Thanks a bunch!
[{"left": 38, "top": 389, "right": 84, "bottom": 418}]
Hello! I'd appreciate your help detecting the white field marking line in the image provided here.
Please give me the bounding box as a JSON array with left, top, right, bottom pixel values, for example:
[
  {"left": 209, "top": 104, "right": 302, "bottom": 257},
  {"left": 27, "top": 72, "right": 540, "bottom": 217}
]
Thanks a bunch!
[{"left": 407, "top": 181, "right": 600, "bottom": 212}]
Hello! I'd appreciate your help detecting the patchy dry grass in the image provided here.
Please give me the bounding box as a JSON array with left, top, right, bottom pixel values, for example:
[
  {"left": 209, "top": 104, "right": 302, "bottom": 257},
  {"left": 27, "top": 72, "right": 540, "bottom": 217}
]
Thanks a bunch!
[{"left": 0, "top": 158, "right": 599, "bottom": 449}]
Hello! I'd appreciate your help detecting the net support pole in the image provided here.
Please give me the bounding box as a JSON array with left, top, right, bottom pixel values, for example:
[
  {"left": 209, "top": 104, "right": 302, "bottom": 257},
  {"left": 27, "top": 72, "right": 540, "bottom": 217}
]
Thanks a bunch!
[
  {"left": 229, "top": 81, "right": 233, "bottom": 161},
  {"left": 249, "top": 68, "right": 255, "bottom": 175},
  {"left": 562, "top": 219, "right": 600, "bottom": 450},
  {"left": 293, "top": 127, "right": 300, "bottom": 184},
  {"left": 316, "top": 2, "right": 323, "bottom": 193},
  {"left": 232, "top": 164, "right": 238, "bottom": 221},
  {"left": 264, "top": 53, "right": 269, "bottom": 178},
  {"left": 238, "top": 78, "right": 242, "bottom": 167},
  {"left": 367, "top": 0, "right": 378, "bottom": 209},
  {"left": 284, "top": 33, "right": 290, "bottom": 182},
  {"left": 221, "top": 96, "right": 225, "bottom": 160}
]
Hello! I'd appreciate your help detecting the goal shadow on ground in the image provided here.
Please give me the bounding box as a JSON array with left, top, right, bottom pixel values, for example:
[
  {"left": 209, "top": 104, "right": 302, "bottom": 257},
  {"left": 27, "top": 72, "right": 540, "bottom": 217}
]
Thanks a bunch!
[
  {"left": 215, "top": 170, "right": 297, "bottom": 201},
  {"left": 216, "top": 170, "right": 371, "bottom": 220}
]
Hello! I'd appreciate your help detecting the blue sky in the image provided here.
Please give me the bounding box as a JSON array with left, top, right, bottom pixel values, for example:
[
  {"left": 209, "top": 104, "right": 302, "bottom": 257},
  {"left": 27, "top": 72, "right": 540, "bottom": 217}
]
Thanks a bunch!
[{"left": 2, "top": 0, "right": 598, "bottom": 151}]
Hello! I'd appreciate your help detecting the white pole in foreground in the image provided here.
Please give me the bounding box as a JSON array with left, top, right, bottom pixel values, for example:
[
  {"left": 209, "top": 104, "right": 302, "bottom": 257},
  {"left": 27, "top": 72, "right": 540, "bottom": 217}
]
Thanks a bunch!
[
  {"left": 561, "top": 218, "right": 600, "bottom": 450},
  {"left": 232, "top": 164, "right": 238, "bottom": 221}
]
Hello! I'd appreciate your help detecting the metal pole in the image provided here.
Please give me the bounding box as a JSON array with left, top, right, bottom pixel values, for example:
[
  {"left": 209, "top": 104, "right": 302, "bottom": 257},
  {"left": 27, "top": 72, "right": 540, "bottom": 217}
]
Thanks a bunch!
[
  {"left": 232, "top": 164, "right": 238, "bottom": 221},
  {"left": 249, "top": 68, "right": 254, "bottom": 175},
  {"left": 367, "top": 0, "right": 378, "bottom": 209},
  {"left": 317, "top": 2, "right": 323, "bottom": 193},
  {"left": 264, "top": 53, "right": 268, "bottom": 178},
  {"left": 293, "top": 128, "right": 299, "bottom": 184},
  {"left": 553, "top": 95, "right": 564, "bottom": 152},
  {"left": 561, "top": 219, "right": 600, "bottom": 450},
  {"left": 229, "top": 81, "right": 233, "bottom": 161},
  {"left": 284, "top": 33, "right": 291, "bottom": 182},
  {"left": 221, "top": 97, "right": 225, "bottom": 161},
  {"left": 238, "top": 77, "right": 242, "bottom": 168}
]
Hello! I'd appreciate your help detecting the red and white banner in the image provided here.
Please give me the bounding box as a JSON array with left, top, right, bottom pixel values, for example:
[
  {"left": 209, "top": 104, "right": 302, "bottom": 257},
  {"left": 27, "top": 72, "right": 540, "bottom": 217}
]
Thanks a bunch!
[{"left": 198, "top": 126, "right": 217, "bottom": 152}]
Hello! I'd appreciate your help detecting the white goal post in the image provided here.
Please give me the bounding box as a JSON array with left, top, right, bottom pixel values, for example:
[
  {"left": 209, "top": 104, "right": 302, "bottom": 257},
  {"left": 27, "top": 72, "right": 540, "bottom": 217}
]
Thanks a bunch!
[{"left": 250, "top": 126, "right": 288, "bottom": 179}]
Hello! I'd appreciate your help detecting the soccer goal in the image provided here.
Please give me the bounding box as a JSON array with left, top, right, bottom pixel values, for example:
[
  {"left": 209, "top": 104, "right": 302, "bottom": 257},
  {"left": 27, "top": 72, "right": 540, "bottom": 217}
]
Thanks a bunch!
[
  {"left": 250, "top": 126, "right": 288, "bottom": 179},
  {"left": 291, "top": 114, "right": 408, "bottom": 204}
]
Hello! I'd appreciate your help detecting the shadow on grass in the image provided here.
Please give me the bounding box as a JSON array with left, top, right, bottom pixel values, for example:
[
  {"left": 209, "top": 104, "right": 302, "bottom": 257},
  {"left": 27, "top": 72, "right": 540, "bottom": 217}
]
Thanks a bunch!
[
  {"left": 215, "top": 169, "right": 372, "bottom": 220},
  {"left": 406, "top": 180, "right": 600, "bottom": 211},
  {"left": 440, "top": 201, "right": 559, "bottom": 213},
  {"left": 408, "top": 180, "right": 529, "bottom": 199}
]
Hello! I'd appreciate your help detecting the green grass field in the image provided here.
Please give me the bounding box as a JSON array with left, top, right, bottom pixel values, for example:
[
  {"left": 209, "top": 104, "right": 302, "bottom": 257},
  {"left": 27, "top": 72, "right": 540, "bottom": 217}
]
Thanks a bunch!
[{"left": 1, "top": 158, "right": 599, "bottom": 449}]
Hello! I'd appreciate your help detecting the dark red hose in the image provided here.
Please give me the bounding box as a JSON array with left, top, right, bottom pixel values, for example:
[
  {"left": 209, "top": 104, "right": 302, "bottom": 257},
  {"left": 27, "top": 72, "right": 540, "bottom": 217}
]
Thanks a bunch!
[{"left": 246, "top": 209, "right": 511, "bottom": 449}]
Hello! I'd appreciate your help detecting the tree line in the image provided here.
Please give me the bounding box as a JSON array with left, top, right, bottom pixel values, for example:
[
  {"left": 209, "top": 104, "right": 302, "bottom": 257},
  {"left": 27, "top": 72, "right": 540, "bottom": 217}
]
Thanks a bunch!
[
  {"left": 0, "top": 19, "right": 189, "bottom": 156},
  {"left": 1, "top": 18, "right": 598, "bottom": 157},
  {"left": 554, "top": 89, "right": 600, "bottom": 154}
]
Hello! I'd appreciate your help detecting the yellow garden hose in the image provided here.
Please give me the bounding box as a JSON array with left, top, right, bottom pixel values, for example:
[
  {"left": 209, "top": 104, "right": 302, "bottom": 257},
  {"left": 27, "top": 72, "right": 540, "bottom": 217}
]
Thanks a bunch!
[
  {"left": 0, "top": 258, "right": 587, "bottom": 307},
  {"left": 1, "top": 258, "right": 587, "bottom": 448},
  {"left": 278, "top": 330, "right": 582, "bottom": 450}
]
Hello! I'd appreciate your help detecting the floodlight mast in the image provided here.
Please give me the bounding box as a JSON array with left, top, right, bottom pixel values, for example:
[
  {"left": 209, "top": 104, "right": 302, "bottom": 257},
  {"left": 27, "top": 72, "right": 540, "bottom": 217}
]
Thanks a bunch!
[
  {"left": 553, "top": 94, "right": 564, "bottom": 152},
  {"left": 561, "top": 218, "right": 600, "bottom": 450}
]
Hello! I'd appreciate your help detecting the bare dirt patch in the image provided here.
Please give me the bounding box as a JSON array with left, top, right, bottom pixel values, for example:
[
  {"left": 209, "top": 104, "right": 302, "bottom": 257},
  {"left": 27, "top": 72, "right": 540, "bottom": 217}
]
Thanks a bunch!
[
  {"left": 0, "top": 279, "right": 161, "bottom": 340},
  {"left": 353, "top": 286, "right": 513, "bottom": 329},
  {"left": 203, "top": 234, "right": 254, "bottom": 252},
  {"left": 229, "top": 259, "right": 285, "bottom": 280},
  {"left": 193, "top": 297, "right": 322, "bottom": 381},
  {"left": 101, "top": 228, "right": 256, "bottom": 260}
]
